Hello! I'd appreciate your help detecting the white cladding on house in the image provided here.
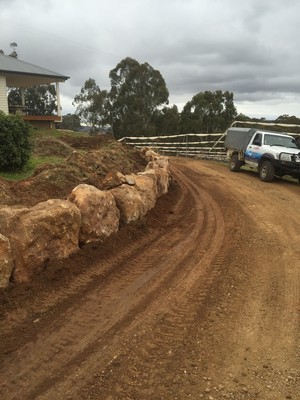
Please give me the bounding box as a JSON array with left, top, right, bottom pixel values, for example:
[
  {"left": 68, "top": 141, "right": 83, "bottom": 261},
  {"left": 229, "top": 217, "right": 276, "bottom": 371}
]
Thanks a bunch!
[{"left": 0, "top": 75, "right": 8, "bottom": 114}]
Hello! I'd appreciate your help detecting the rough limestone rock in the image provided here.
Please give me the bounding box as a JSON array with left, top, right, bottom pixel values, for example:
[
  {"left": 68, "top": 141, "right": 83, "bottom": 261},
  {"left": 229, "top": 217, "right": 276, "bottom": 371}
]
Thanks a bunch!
[
  {"left": 132, "top": 174, "right": 157, "bottom": 211},
  {"left": 141, "top": 168, "right": 170, "bottom": 197},
  {"left": 68, "top": 184, "right": 120, "bottom": 244},
  {"left": 154, "top": 167, "right": 170, "bottom": 196},
  {"left": 146, "top": 156, "right": 170, "bottom": 172},
  {"left": 137, "top": 170, "right": 158, "bottom": 197},
  {"left": 140, "top": 148, "right": 159, "bottom": 162},
  {"left": 111, "top": 173, "right": 158, "bottom": 224},
  {"left": 123, "top": 175, "right": 136, "bottom": 186},
  {"left": 0, "top": 234, "right": 14, "bottom": 288},
  {"left": 102, "top": 171, "right": 136, "bottom": 190},
  {"left": 0, "top": 200, "right": 81, "bottom": 283},
  {"left": 110, "top": 185, "right": 145, "bottom": 224}
]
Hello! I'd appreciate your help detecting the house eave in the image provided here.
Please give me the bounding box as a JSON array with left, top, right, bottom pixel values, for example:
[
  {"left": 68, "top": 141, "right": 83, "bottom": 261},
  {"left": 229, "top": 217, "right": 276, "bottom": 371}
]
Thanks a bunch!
[
  {"left": 0, "top": 53, "right": 69, "bottom": 87},
  {"left": 3, "top": 71, "right": 69, "bottom": 88}
]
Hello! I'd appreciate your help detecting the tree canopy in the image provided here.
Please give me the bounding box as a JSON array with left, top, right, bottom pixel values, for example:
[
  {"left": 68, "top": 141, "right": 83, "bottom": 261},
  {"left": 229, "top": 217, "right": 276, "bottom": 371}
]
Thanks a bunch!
[
  {"left": 180, "top": 90, "right": 237, "bottom": 133},
  {"left": 73, "top": 59, "right": 241, "bottom": 137},
  {"left": 153, "top": 105, "right": 180, "bottom": 135},
  {"left": 108, "top": 57, "right": 169, "bottom": 138},
  {"left": 275, "top": 114, "right": 300, "bottom": 125},
  {"left": 8, "top": 84, "right": 57, "bottom": 116},
  {"left": 60, "top": 113, "right": 81, "bottom": 131},
  {"left": 73, "top": 78, "right": 109, "bottom": 129}
]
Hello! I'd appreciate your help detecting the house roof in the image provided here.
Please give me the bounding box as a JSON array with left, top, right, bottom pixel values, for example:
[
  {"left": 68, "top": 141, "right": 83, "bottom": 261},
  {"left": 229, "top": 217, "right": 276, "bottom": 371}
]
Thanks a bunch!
[{"left": 0, "top": 53, "right": 69, "bottom": 87}]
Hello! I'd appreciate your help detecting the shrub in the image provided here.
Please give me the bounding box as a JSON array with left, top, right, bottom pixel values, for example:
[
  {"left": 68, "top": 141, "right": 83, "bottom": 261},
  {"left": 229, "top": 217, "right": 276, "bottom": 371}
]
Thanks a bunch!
[{"left": 0, "top": 112, "right": 32, "bottom": 172}]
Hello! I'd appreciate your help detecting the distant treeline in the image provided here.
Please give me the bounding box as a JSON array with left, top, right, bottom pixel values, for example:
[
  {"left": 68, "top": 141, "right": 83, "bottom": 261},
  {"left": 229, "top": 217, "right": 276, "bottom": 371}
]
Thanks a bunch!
[{"left": 8, "top": 56, "right": 300, "bottom": 138}]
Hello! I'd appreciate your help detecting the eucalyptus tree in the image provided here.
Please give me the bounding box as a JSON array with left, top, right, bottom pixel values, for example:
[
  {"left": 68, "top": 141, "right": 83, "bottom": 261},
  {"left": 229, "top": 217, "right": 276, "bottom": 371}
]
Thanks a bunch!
[
  {"left": 60, "top": 113, "right": 81, "bottom": 131},
  {"left": 73, "top": 78, "right": 109, "bottom": 129},
  {"left": 8, "top": 84, "right": 56, "bottom": 116},
  {"left": 154, "top": 105, "right": 180, "bottom": 135},
  {"left": 180, "top": 90, "right": 237, "bottom": 133},
  {"left": 108, "top": 57, "right": 169, "bottom": 138}
]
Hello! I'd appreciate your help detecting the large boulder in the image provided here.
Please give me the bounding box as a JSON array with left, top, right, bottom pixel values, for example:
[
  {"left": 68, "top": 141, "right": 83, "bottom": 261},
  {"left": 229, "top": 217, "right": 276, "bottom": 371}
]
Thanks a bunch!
[
  {"left": 145, "top": 157, "right": 170, "bottom": 172},
  {"left": 133, "top": 174, "right": 157, "bottom": 209},
  {"left": 110, "top": 185, "right": 145, "bottom": 224},
  {"left": 68, "top": 184, "right": 120, "bottom": 244},
  {"left": 140, "top": 168, "right": 170, "bottom": 197},
  {"left": 154, "top": 167, "right": 170, "bottom": 196},
  {"left": 111, "top": 173, "right": 158, "bottom": 223},
  {"left": 0, "top": 234, "right": 14, "bottom": 289},
  {"left": 102, "top": 171, "right": 136, "bottom": 190},
  {"left": 0, "top": 200, "right": 81, "bottom": 283},
  {"left": 140, "top": 148, "right": 159, "bottom": 162}
]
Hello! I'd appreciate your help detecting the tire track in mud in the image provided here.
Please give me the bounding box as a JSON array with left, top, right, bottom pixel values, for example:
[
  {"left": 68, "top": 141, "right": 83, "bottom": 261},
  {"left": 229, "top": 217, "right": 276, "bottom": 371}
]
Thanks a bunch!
[
  {"left": 48, "top": 164, "right": 226, "bottom": 400},
  {"left": 257, "top": 205, "right": 300, "bottom": 356},
  {"left": 40, "top": 163, "right": 225, "bottom": 398},
  {"left": 78, "top": 163, "right": 227, "bottom": 399},
  {"left": 0, "top": 163, "right": 226, "bottom": 400},
  {"left": 230, "top": 178, "right": 300, "bottom": 345},
  {"left": 192, "top": 166, "right": 300, "bottom": 399}
]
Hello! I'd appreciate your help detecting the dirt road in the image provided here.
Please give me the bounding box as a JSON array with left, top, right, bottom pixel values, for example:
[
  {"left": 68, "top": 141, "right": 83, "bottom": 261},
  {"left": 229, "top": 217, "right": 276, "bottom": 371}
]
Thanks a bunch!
[{"left": 0, "top": 158, "right": 299, "bottom": 399}]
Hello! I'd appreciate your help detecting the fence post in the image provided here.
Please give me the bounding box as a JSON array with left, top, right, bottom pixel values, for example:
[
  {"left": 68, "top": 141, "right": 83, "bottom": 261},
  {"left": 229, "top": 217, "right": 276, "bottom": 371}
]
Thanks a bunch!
[{"left": 186, "top": 135, "right": 188, "bottom": 157}]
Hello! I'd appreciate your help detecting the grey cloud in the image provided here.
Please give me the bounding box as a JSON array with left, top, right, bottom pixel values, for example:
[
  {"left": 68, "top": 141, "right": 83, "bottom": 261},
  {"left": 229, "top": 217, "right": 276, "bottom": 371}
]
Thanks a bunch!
[{"left": 1, "top": 0, "right": 300, "bottom": 118}]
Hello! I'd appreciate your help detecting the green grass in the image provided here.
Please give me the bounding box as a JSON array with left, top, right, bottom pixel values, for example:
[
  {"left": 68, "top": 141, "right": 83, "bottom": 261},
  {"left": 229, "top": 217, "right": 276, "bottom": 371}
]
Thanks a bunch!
[
  {"left": 0, "top": 128, "right": 85, "bottom": 181},
  {"left": 0, "top": 155, "right": 64, "bottom": 181}
]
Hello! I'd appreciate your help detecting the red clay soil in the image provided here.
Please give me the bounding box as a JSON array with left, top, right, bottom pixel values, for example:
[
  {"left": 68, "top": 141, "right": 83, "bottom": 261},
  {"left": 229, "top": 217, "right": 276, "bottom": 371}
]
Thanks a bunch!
[
  {"left": 0, "top": 155, "right": 299, "bottom": 400},
  {"left": 0, "top": 134, "right": 147, "bottom": 207}
]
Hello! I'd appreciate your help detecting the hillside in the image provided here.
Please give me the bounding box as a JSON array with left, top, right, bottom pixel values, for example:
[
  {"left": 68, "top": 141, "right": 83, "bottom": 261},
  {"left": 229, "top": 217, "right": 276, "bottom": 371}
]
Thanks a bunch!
[{"left": 0, "top": 132, "right": 147, "bottom": 207}]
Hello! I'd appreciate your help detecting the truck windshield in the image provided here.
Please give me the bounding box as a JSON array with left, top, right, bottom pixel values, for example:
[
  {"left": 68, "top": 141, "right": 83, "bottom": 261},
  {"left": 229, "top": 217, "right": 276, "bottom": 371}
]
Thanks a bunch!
[{"left": 264, "top": 134, "right": 298, "bottom": 148}]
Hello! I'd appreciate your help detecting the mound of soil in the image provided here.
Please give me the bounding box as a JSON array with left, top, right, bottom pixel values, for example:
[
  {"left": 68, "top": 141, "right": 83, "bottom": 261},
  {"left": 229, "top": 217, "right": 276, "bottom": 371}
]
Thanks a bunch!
[{"left": 0, "top": 134, "right": 147, "bottom": 207}]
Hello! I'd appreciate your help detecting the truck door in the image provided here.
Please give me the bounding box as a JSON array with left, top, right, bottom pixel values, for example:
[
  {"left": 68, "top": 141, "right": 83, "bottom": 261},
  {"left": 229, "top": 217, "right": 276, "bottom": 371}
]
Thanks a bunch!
[{"left": 245, "top": 133, "right": 263, "bottom": 166}]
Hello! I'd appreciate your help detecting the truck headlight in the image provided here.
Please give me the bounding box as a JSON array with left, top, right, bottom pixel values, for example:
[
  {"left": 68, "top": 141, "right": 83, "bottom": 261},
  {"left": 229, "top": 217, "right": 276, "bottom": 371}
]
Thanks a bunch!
[{"left": 280, "top": 153, "right": 292, "bottom": 162}]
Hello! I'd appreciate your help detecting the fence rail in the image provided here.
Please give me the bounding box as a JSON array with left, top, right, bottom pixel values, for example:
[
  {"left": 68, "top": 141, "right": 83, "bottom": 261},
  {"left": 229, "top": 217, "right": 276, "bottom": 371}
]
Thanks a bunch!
[{"left": 118, "top": 133, "right": 227, "bottom": 160}]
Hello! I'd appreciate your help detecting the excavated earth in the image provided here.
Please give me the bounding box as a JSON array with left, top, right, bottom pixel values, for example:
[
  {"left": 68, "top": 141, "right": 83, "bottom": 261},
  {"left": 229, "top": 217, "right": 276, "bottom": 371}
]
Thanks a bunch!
[
  {"left": 0, "top": 135, "right": 299, "bottom": 400},
  {"left": 0, "top": 134, "right": 148, "bottom": 207}
]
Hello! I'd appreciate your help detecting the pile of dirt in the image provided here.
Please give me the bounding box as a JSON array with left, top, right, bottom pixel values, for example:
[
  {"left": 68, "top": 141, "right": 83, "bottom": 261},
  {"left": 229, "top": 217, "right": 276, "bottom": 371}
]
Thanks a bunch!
[{"left": 0, "top": 134, "right": 148, "bottom": 207}]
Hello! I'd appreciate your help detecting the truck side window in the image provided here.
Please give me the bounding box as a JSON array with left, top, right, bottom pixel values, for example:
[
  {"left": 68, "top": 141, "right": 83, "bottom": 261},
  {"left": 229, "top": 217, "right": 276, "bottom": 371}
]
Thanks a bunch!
[{"left": 252, "top": 133, "right": 262, "bottom": 146}]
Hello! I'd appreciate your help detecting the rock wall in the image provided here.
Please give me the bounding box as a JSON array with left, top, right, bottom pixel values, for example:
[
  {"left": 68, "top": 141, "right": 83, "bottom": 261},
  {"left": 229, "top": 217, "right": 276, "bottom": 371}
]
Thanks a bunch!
[{"left": 0, "top": 149, "right": 170, "bottom": 287}]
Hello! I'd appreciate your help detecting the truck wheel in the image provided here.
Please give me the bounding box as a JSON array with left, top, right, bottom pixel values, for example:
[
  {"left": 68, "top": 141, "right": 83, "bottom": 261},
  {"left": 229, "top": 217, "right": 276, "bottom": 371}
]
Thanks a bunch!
[
  {"left": 230, "top": 154, "right": 242, "bottom": 172},
  {"left": 259, "top": 160, "right": 275, "bottom": 182}
]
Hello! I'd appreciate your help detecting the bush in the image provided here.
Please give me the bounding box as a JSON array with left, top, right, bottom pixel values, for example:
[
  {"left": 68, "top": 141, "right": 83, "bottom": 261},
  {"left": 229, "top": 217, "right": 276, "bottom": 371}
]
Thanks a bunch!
[{"left": 0, "top": 112, "right": 32, "bottom": 172}]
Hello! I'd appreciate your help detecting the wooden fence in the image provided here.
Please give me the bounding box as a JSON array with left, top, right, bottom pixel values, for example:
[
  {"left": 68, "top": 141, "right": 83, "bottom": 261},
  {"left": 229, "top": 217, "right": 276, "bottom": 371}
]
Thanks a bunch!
[{"left": 118, "top": 132, "right": 227, "bottom": 160}]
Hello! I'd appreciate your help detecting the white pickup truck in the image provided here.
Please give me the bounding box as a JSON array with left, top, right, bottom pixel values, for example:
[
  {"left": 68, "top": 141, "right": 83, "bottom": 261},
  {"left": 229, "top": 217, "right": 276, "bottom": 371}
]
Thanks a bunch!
[{"left": 224, "top": 127, "right": 300, "bottom": 182}]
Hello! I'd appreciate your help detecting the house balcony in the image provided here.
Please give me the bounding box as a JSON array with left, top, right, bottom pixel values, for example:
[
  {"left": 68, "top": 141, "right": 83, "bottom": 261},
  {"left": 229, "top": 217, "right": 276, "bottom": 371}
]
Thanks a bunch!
[
  {"left": 1, "top": 52, "right": 69, "bottom": 130},
  {"left": 9, "top": 105, "right": 62, "bottom": 129}
]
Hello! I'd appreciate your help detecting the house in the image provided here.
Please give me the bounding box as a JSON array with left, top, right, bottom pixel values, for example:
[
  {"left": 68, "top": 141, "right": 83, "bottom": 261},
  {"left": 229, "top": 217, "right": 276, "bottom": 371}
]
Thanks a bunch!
[{"left": 0, "top": 51, "right": 69, "bottom": 129}]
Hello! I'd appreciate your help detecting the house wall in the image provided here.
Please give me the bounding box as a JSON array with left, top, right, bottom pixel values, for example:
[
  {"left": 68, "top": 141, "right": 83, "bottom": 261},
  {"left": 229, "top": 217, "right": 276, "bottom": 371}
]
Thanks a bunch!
[{"left": 0, "top": 75, "right": 9, "bottom": 114}]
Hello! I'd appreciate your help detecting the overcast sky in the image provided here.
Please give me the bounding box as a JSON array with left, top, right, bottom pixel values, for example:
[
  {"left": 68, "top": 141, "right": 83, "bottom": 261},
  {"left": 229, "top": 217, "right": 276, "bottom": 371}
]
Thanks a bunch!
[{"left": 1, "top": 0, "right": 300, "bottom": 119}]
